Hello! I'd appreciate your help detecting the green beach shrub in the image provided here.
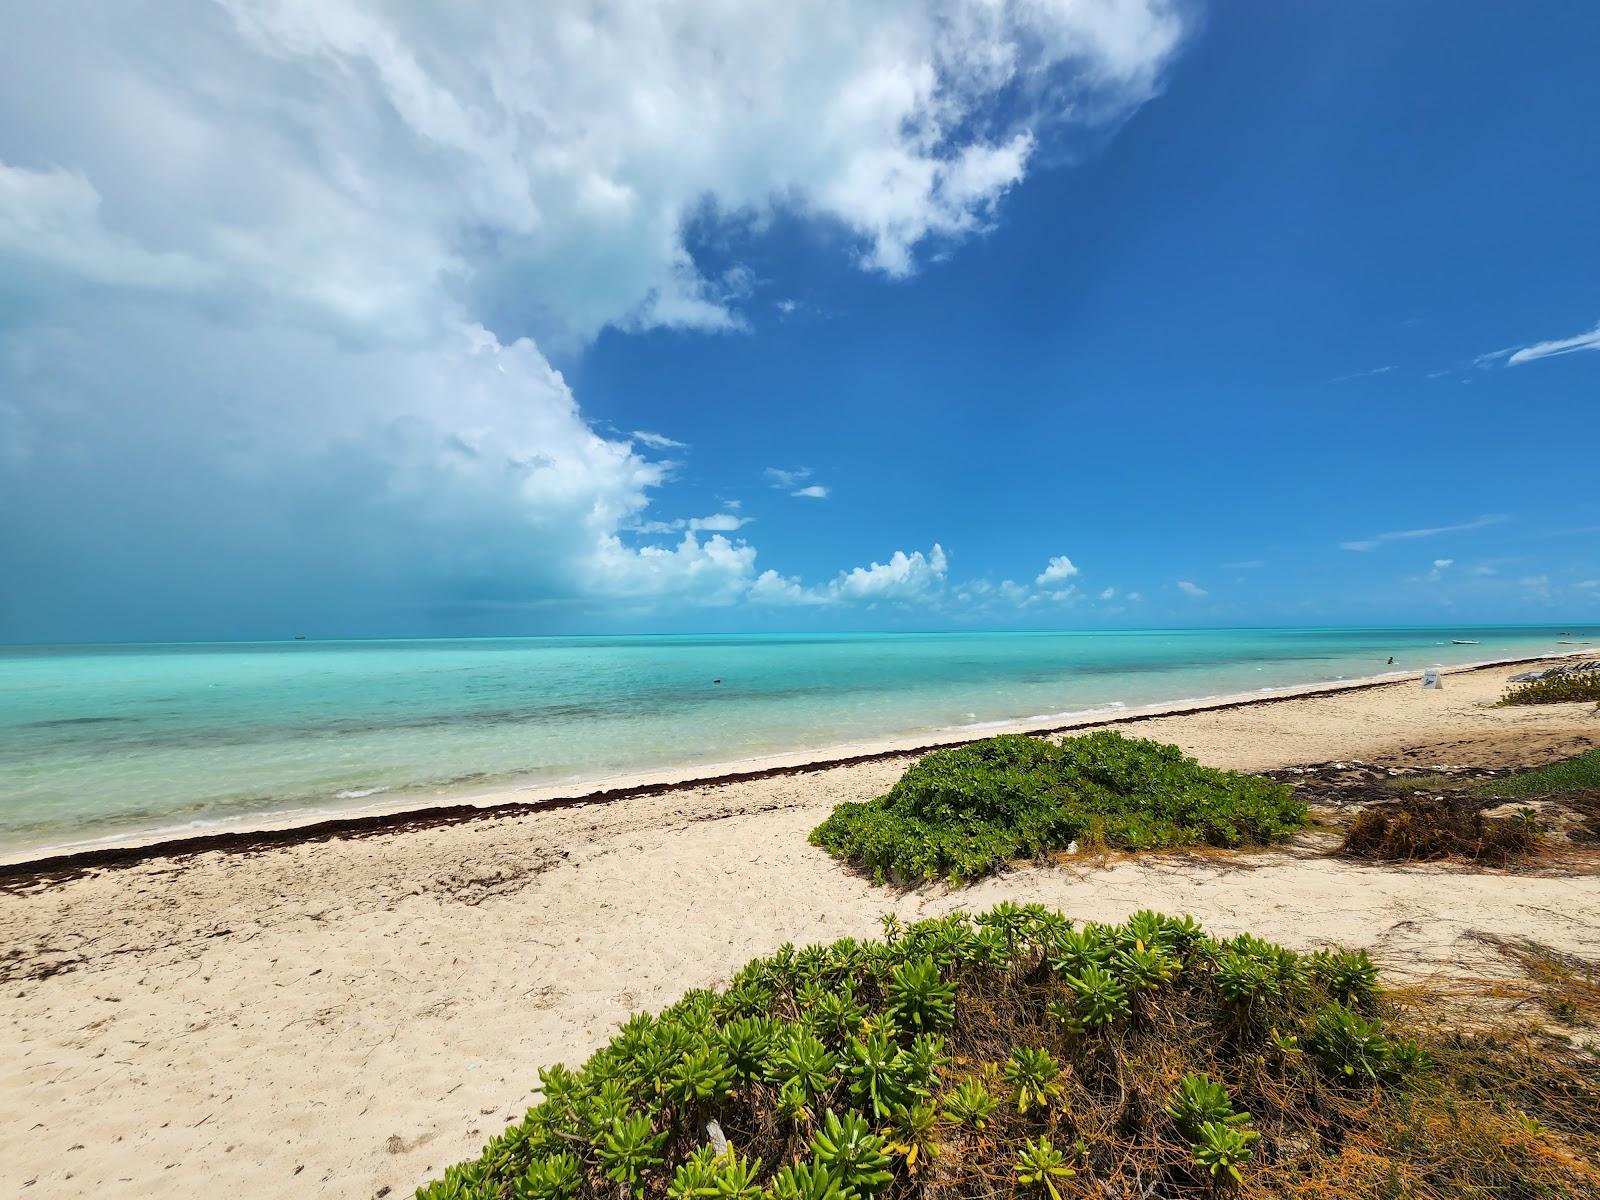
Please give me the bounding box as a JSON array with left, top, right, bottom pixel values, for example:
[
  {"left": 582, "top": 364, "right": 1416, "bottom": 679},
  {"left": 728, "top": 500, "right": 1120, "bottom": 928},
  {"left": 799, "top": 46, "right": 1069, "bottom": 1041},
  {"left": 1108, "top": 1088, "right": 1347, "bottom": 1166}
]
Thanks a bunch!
[
  {"left": 416, "top": 905, "right": 1600, "bottom": 1200},
  {"left": 809, "top": 731, "right": 1305, "bottom": 884},
  {"left": 1498, "top": 672, "right": 1600, "bottom": 706}
]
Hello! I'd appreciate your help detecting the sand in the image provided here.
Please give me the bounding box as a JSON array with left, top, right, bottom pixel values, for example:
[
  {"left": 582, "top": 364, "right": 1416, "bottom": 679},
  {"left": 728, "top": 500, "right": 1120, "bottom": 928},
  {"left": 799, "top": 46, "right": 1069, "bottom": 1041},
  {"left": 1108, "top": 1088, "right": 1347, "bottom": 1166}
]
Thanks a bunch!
[{"left": 2, "top": 659, "right": 1597, "bottom": 1197}]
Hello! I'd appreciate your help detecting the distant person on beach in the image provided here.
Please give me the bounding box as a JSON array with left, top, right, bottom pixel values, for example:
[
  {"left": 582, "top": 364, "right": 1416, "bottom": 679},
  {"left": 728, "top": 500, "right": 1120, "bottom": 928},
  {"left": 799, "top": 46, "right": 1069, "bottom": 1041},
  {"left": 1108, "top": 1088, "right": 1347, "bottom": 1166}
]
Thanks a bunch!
[{"left": 1387, "top": 657, "right": 1394, "bottom": 665}]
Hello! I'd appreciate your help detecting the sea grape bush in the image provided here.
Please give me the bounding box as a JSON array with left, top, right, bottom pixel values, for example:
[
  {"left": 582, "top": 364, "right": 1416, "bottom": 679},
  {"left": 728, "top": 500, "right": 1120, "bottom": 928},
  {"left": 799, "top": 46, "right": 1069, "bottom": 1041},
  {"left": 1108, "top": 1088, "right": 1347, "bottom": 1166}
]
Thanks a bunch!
[
  {"left": 417, "top": 906, "right": 1431, "bottom": 1200},
  {"left": 809, "top": 731, "right": 1306, "bottom": 885}
]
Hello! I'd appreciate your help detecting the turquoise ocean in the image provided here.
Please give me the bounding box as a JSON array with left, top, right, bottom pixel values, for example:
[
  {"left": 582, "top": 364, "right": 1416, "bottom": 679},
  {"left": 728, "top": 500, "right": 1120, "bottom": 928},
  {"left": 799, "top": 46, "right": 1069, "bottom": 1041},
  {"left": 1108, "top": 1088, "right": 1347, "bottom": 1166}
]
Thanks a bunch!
[{"left": 2, "top": 626, "right": 1595, "bottom": 856}]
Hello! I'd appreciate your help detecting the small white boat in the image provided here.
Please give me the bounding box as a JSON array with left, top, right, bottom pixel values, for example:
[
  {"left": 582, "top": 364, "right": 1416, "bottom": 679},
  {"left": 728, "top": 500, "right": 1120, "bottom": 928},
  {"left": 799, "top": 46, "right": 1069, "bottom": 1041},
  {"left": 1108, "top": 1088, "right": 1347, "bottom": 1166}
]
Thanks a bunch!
[{"left": 1451, "top": 639, "right": 1480, "bottom": 645}]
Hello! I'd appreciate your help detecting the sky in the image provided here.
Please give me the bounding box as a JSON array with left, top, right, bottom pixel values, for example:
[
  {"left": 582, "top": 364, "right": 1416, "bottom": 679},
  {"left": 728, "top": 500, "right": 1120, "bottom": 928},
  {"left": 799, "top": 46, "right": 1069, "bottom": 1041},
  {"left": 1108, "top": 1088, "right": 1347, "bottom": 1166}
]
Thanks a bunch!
[{"left": 2, "top": 0, "right": 1598, "bottom": 643}]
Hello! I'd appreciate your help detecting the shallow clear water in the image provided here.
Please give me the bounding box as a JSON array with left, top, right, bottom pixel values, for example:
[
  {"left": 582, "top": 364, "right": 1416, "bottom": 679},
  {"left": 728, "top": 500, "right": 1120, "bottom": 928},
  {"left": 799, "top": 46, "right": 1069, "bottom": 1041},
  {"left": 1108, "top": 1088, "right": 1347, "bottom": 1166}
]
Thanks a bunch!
[{"left": 1, "top": 626, "right": 1594, "bottom": 853}]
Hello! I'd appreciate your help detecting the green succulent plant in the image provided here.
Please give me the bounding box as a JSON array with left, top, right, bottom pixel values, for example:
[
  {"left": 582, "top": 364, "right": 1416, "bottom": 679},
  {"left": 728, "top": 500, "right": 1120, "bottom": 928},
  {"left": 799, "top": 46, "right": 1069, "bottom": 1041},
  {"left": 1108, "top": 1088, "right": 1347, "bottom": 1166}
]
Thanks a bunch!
[
  {"left": 805, "top": 981, "right": 867, "bottom": 1047},
  {"left": 668, "top": 1146, "right": 762, "bottom": 1200},
  {"left": 845, "top": 1027, "right": 913, "bottom": 1118},
  {"left": 942, "top": 1077, "right": 1000, "bottom": 1130},
  {"left": 1165, "top": 1073, "right": 1249, "bottom": 1137},
  {"left": 667, "top": 1044, "right": 737, "bottom": 1107},
  {"left": 883, "top": 1101, "right": 939, "bottom": 1171},
  {"left": 1003, "top": 1046, "right": 1064, "bottom": 1114},
  {"left": 1060, "top": 963, "right": 1130, "bottom": 1030},
  {"left": 719, "top": 1016, "right": 784, "bottom": 1084},
  {"left": 776, "top": 1030, "right": 837, "bottom": 1097},
  {"left": 767, "top": 1159, "right": 846, "bottom": 1200},
  {"left": 1309, "top": 949, "right": 1379, "bottom": 1011},
  {"left": 1113, "top": 943, "right": 1179, "bottom": 992},
  {"left": 808, "top": 1110, "right": 894, "bottom": 1196},
  {"left": 1191, "top": 1120, "right": 1259, "bottom": 1184},
  {"left": 512, "top": 1151, "right": 584, "bottom": 1200},
  {"left": 1013, "top": 1135, "right": 1077, "bottom": 1200},
  {"left": 887, "top": 957, "right": 956, "bottom": 1032},
  {"left": 596, "top": 1113, "right": 667, "bottom": 1194},
  {"left": 1306, "top": 1003, "right": 1392, "bottom": 1083}
]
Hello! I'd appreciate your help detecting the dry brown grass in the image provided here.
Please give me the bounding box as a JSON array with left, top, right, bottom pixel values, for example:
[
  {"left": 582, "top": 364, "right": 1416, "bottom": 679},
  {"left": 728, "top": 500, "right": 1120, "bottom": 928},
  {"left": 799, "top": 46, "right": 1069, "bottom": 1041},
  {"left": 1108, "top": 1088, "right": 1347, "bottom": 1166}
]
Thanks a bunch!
[{"left": 1340, "top": 796, "right": 1544, "bottom": 865}]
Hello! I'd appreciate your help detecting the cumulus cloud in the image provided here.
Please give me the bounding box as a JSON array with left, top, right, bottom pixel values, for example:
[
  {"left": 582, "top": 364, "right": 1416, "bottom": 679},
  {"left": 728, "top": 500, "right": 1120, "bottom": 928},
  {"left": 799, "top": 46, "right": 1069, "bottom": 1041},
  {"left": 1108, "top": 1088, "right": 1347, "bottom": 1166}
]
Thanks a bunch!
[
  {"left": 832, "top": 544, "right": 950, "bottom": 602},
  {"left": 793, "top": 485, "right": 832, "bottom": 499},
  {"left": 1177, "top": 580, "right": 1207, "bottom": 598},
  {"left": 1035, "top": 555, "right": 1080, "bottom": 585},
  {"left": 0, "top": 0, "right": 1189, "bottom": 637},
  {"left": 750, "top": 543, "right": 949, "bottom": 607},
  {"left": 1100, "top": 586, "right": 1117, "bottom": 600}
]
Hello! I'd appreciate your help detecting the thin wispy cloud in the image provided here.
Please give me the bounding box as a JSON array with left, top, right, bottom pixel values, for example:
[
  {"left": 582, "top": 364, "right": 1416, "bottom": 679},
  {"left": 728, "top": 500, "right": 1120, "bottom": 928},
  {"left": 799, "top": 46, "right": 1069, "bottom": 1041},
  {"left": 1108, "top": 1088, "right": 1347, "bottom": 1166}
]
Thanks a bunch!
[
  {"left": 1475, "top": 319, "right": 1600, "bottom": 368},
  {"left": 1330, "top": 365, "right": 1394, "bottom": 383},
  {"left": 1339, "top": 514, "right": 1507, "bottom": 552},
  {"left": 1176, "top": 580, "right": 1207, "bottom": 598},
  {"left": 792, "top": 485, "right": 830, "bottom": 499},
  {"left": 630, "top": 430, "right": 687, "bottom": 450}
]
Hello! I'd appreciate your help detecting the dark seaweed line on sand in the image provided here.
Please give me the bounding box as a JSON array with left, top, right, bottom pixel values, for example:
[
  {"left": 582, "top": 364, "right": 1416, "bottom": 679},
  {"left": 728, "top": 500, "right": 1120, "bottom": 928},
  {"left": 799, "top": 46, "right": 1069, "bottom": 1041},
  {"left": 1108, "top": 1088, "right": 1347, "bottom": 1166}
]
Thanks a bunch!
[{"left": 0, "top": 656, "right": 1557, "bottom": 889}]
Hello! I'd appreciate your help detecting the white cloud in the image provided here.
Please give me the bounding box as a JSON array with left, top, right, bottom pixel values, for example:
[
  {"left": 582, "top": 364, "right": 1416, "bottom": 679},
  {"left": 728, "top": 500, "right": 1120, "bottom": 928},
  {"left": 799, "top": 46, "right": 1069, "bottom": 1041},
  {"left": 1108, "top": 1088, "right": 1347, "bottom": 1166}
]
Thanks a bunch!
[
  {"left": 632, "top": 512, "right": 752, "bottom": 535},
  {"left": 750, "top": 542, "right": 949, "bottom": 606},
  {"left": 1177, "top": 580, "right": 1207, "bottom": 598},
  {"left": 1330, "top": 364, "right": 1394, "bottom": 383},
  {"left": 1126, "top": 591, "right": 1145, "bottom": 602},
  {"left": 832, "top": 543, "right": 949, "bottom": 602},
  {"left": 1576, "top": 579, "right": 1600, "bottom": 590},
  {"left": 1340, "top": 514, "right": 1506, "bottom": 552},
  {"left": 1035, "top": 555, "right": 1080, "bottom": 585},
  {"left": 1502, "top": 320, "right": 1600, "bottom": 366},
  {"left": 0, "top": 163, "right": 215, "bottom": 290},
  {"left": 1433, "top": 559, "right": 1454, "bottom": 569},
  {"left": 765, "top": 467, "right": 813, "bottom": 489},
  {"left": 1099, "top": 586, "right": 1117, "bottom": 600},
  {"left": 0, "top": 0, "right": 1190, "bottom": 634},
  {"left": 631, "top": 430, "right": 688, "bottom": 450},
  {"left": 1470, "top": 564, "right": 1498, "bottom": 577},
  {"left": 793, "top": 485, "right": 831, "bottom": 499}
]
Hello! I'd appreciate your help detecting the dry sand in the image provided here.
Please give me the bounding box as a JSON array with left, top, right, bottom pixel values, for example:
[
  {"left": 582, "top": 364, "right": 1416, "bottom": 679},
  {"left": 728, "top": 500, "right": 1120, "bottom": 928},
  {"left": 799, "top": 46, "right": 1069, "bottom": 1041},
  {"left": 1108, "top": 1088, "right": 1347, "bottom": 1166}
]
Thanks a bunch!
[{"left": 2, "top": 659, "right": 1597, "bottom": 1198}]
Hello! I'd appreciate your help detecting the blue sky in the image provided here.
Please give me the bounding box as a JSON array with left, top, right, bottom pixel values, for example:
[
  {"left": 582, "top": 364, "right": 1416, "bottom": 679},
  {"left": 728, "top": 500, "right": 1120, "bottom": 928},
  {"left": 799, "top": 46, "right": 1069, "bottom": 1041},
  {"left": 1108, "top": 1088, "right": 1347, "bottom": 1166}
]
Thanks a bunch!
[{"left": 2, "top": 1, "right": 1597, "bottom": 642}]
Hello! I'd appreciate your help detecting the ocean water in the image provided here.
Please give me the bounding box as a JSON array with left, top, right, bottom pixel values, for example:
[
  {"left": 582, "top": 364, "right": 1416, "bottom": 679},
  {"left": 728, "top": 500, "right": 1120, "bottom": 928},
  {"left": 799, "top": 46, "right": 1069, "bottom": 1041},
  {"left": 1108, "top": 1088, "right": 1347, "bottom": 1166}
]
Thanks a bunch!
[{"left": 2, "top": 626, "right": 1595, "bottom": 855}]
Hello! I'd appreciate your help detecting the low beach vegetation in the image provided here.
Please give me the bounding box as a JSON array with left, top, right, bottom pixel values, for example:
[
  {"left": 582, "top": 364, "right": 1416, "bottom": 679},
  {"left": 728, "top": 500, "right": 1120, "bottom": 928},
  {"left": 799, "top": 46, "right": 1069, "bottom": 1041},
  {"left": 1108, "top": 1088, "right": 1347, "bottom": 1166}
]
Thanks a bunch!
[
  {"left": 809, "top": 732, "right": 1305, "bottom": 885},
  {"left": 418, "top": 905, "right": 1599, "bottom": 1200},
  {"left": 1498, "top": 673, "right": 1600, "bottom": 706},
  {"left": 1340, "top": 796, "right": 1544, "bottom": 864},
  {"left": 1471, "top": 747, "right": 1600, "bottom": 800}
]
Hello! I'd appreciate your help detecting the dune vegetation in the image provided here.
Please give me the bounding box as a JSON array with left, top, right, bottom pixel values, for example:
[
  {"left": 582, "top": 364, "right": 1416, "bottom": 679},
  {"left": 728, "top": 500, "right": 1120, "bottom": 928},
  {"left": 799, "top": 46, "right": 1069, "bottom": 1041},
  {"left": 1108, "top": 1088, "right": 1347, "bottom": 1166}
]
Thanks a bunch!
[
  {"left": 1340, "top": 797, "right": 1544, "bottom": 864},
  {"left": 417, "top": 905, "right": 1599, "bottom": 1200},
  {"left": 1498, "top": 673, "right": 1600, "bottom": 706},
  {"left": 809, "top": 732, "right": 1306, "bottom": 885},
  {"left": 1472, "top": 747, "right": 1600, "bottom": 799}
]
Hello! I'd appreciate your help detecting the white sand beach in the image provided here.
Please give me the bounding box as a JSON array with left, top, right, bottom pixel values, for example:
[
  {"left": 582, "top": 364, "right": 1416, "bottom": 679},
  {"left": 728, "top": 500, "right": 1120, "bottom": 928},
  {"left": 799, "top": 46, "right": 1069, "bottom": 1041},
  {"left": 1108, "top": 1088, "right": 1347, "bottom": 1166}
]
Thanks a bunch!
[{"left": 2, "top": 658, "right": 1597, "bottom": 1198}]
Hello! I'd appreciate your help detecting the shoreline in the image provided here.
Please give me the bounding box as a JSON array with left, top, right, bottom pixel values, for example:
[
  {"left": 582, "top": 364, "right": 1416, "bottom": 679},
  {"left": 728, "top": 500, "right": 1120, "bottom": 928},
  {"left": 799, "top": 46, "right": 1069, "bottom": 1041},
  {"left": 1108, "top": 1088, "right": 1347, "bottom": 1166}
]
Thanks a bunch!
[{"left": 2, "top": 647, "right": 1583, "bottom": 880}]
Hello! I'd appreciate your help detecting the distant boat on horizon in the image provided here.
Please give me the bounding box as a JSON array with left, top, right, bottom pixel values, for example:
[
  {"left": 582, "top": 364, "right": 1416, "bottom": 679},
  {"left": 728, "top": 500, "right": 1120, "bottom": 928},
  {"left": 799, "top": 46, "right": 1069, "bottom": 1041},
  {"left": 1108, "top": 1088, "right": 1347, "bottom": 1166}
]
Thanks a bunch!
[
  {"left": 1451, "top": 639, "right": 1480, "bottom": 645},
  {"left": 293, "top": 635, "right": 306, "bottom": 641}
]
